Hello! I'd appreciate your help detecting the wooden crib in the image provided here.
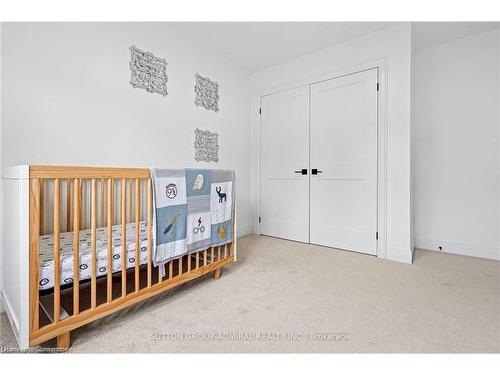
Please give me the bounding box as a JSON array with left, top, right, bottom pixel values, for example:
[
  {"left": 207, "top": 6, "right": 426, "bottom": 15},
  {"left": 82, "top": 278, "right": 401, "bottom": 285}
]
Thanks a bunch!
[{"left": 1, "top": 165, "right": 236, "bottom": 351}]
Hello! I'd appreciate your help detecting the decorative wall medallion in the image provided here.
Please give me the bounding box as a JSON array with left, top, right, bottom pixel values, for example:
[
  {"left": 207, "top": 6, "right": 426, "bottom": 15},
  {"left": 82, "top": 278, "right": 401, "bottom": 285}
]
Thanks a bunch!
[
  {"left": 194, "top": 73, "right": 219, "bottom": 112},
  {"left": 129, "top": 45, "right": 168, "bottom": 96},
  {"left": 194, "top": 128, "right": 219, "bottom": 162}
]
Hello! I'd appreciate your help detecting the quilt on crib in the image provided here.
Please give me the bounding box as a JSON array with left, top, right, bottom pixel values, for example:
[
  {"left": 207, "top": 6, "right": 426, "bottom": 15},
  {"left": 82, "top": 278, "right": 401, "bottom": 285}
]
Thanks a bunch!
[{"left": 150, "top": 168, "right": 235, "bottom": 266}]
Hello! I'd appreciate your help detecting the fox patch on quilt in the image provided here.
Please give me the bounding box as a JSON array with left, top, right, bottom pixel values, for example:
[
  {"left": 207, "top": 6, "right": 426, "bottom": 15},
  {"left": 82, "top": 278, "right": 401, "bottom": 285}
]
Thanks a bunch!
[{"left": 150, "top": 168, "right": 235, "bottom": 266}]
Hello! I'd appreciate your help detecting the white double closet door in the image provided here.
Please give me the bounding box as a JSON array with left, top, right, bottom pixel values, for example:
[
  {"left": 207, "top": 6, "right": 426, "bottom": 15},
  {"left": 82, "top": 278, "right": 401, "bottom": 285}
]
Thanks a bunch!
[{"left": 260, "top": 68, "right": 378, "bottom": 255}]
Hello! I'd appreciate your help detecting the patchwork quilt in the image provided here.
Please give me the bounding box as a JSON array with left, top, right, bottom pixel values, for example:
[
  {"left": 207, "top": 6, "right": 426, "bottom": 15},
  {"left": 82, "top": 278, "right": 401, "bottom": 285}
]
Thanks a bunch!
[{"left": 150, "top": 168, "right": 235, "bottom": 266}]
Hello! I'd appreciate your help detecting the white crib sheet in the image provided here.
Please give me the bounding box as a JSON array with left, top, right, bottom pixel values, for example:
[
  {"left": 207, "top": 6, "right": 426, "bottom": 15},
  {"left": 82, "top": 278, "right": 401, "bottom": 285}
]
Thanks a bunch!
[{"left": 38, "top": 222, "right": 148, "bottom": 290}]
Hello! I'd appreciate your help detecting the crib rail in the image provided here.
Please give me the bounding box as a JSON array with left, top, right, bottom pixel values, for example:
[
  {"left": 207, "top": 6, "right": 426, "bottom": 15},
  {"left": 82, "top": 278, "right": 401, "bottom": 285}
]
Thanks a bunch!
[{"left": 28, "top": 165, "right": 235, "bottom": 348}]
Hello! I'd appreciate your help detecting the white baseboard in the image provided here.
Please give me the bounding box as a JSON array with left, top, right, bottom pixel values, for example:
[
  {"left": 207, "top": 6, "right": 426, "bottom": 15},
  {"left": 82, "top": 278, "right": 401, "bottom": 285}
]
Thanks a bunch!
[
  {"left": 416, "top": 237, "right": 500, "bottom": 261},
  {"left": 387, "top": 246, "right": 413, "bottom": 264},
  {"left": 236, "top": 225, "right": 253, "bottom": 238},
  {"left": 1, "top": 290, "right": 20, "bottom": 345}
]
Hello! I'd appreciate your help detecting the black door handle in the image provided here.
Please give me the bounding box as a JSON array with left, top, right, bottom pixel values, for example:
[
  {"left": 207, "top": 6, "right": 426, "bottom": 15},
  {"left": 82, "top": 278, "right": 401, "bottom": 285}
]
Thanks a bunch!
[
  {"left": 294, "top": 169, "right": 308, "bottom": 175},
  {"left": 311, "top": 169, "right": 322, "bottom": 175}
]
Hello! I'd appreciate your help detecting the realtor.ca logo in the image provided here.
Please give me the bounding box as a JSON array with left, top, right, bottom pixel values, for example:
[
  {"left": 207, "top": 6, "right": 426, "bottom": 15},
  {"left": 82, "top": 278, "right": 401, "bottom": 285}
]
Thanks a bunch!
[{"left": 166, "top": 183, "right": 177, "bottom": 199}]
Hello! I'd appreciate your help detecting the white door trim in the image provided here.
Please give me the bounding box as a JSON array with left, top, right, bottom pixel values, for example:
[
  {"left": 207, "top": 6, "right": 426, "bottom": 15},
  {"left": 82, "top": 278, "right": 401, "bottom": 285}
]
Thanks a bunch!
[{"left": 252, "top": 58, "right": 388, "bottom": 259}]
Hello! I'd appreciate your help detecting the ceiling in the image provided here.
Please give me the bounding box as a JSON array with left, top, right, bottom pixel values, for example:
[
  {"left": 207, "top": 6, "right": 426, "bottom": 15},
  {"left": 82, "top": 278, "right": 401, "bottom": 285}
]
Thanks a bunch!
[
  {"left": 173, "top": 22, "right": 393, "bottom": 72},
  {"left": 173, "top": 22, "right": 500, "bottom": 73},
  {"left": 412, "top": 22, "right": 500, "bottom": 50}
]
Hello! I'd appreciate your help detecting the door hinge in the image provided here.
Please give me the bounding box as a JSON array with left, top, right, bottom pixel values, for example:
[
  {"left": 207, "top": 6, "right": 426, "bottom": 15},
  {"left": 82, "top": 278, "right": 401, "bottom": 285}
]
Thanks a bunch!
[
  {"left": 259, "top": 216, "right": 261, "bottom": 223},
  {"left": 259, "top": 108, "right": 262, "bottom": 115},
  {"left": 376, "top": 83, "right": 379, "bottom": 91},
  {"left": 376, "top": 232, "right": 379, "bottom": 240}
]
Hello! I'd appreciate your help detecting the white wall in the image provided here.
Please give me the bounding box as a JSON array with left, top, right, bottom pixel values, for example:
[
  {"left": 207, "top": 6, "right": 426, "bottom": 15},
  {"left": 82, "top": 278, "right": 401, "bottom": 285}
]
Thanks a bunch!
[
  {"left": 414, "top": 29, "right": 500, "bottom": 260},
  {"left": 1, "top": 22, "right": 252, "bottom": 236},
  {"left": 0, "top": 23, "right": 3, "bottom": 312},
  {"left": 410, "top": 24, "right": 416, "bottom": 255},
  {"left": 251, "top": 23, "right": 414, "bottom": 263}
]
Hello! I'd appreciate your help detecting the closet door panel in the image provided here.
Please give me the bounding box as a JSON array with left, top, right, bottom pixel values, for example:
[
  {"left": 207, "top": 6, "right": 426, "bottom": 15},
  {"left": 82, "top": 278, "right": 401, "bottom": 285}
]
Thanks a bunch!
[
  {"left": 310, "top": 69, "right": 378, "bottom": 254},
  {"left": 260, "top": 87, "right": 310, "bottom": 243}
]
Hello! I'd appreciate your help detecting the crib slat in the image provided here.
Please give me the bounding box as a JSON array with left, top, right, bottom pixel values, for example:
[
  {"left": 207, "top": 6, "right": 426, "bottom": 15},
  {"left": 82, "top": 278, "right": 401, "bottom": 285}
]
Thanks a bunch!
[
  {"left": 127, "top": 179, "right": 132, "bottom": 223},
  {"left": 178, "top": 256, "right": 183, "bottom": 275},
  {"left": 54, "top": 178, "right": 61, "bottom": 323},
  {"left": 100, "top": 178, "right": 105, "bottom": 227},
  {"left": 39, "top": 181, "right": 44, "bottom": 235},
  {"left": 29, "top": 178, "right": 41, "bottom": 332},
  {"left": 73, "top": 179, "right": 80, "bottom": 315},
  {"left": 90, "top": 179, "right": 97, "bottom": 309},
  {"left": 218, "top": 245, "right": 221, "bottom": 261},
  {"left": 121, "top": 179, "right": 127, "bottom": 297},
  {"left": 111, "top": 180, "right": 115, "bottom": 230},
  {"left": 79, "top": 179, "right": 83, "bottom": 230},
  {"left": 107, "top": 178, "right": 113, "bottom": 303},
  {"left": 211, "top": 247, "right": 215, "bottom": 263},
  {"left": 168, "top": 261, "right": 173, "bottom": 280},
  {"left": 66, "top": 178, "right": 71, "bottom": 231},
  {"left": 204, "top": 249, "right": 207, "bottom": 266},
  {"left": 135, "top": 178, "right": 140, "bottom": 292},
  {"left": 147, "top": 178, "right": 152, "bottom": 288}
]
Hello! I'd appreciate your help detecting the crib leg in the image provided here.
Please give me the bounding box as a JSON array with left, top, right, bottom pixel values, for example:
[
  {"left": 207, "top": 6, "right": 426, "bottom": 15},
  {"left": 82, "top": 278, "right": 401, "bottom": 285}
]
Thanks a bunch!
[
  {"left": 56, "top": 331, "right": 71, "bottom": 351},
  {"left": 212, "top": 267, "right": 221, "bottom": 280}
]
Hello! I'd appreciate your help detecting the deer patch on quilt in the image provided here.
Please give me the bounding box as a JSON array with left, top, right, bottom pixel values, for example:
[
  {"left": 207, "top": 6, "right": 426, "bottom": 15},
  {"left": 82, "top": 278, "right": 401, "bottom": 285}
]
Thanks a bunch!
[{"left": 150, "top": 168, "right": 235, "bottom": 266}]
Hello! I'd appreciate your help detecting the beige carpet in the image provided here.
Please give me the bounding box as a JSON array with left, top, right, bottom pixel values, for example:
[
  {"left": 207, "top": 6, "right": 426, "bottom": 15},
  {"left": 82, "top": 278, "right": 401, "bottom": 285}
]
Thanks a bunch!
[{"left": 1, "top": 234, "right": 499, "bottom": 353}]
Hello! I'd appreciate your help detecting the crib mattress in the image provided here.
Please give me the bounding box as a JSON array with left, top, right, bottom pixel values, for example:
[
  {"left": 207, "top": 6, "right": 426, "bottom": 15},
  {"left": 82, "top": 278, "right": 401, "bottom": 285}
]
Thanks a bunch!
[{"left": 38, "top": 222, "right": 148, "bottom": 290}]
